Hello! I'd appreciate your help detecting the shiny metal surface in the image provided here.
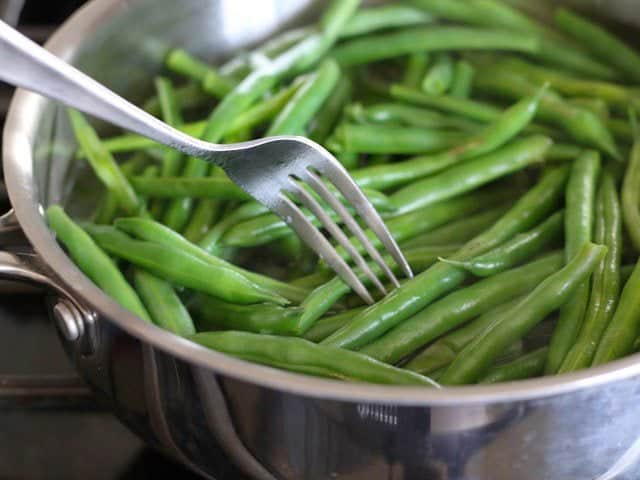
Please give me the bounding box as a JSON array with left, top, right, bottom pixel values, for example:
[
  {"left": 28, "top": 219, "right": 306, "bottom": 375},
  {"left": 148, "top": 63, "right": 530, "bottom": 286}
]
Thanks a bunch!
[
  {"left": 4, "top": 0, "right": 640, "bottom": 478},
  {"left": 0, "top": 18, "right": 410, "bottom": 303}
]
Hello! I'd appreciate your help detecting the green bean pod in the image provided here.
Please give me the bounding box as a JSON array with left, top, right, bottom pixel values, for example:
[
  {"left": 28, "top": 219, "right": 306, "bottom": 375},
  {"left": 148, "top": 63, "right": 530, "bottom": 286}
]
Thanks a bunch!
[
  {"left": 45, "top": 206, "right": 151, "bottom": 322},
  {"left": 190, "top": 331, "right": 439, "bottom": 386},
  {"left": 362, "top": 252, "right": 563, "bottom": 364},
  {"left": 198, "top": 202, "right": 269, "bottom": 255},
  {"left": 133, "top": 270, "right": 195, "bottom": 336},
  {"left": 403, "top": 53, "right": 431, "bottom": 89},
  {"left": 69, "top": 110, "right": 141, "bottom": 215},
  {"left": 308, "top": 76, "right": 352, "bottom": 143},
  {"left": 191, "top": 294, "right": 304, "bottom": 335},
  {"left": 332, "top": 188, "right": 514, "bottom": 261},
  {"left": 165, "top": 49, "right": 236, "bottom": 97},
  {"left": 546, "top": 151, "right": 601, "bottom": 373},
  {"left": 391, "top": 135, "right": 551, "bottom": 215},
  {"left": 332, "top": 26, "right": 539, "bottom": 67},
  {"left": 622, "top": 140, "right": 640, "bottom": 251},
  {"left": 346, "top": 102, "right": 480, "bottom": 132},
  {"left": 555, "top": 8, "right": 640, "bottom": 82},
  {"left": 410, "top": 0, "right": 616, "bottom": 80},
  {"left": 341, "top": 5, "right": 433, "bottom": 38},
  {"left": 390, "top": 84, "right": 501, "bottom": 122},
  {"left": 130, "top": 176, "right": 250, "bottom": 200},
  {"left": 267, "top": 59, "right": 341, "bottom": 136},
  {"left": 114, "top": 217, "right": 308, "bottom": 304},
  {"left": 220, "top": 180, "right": 435, "bottom": 249},
  {"left": 440, "top": 243, "right": 607, "bottom": 385},
  {"left": 450, "top": 60, "right": 475, "bottom": 99},
  {"left": 400, "top": 206, "right": 508, "bottom": 249},
  {"left": 300, "top": 244, "right": 457, "bottom": 333},
  {"left": 334, "top": 124, "right": 466, "bottom": 155},
  {"left": 303, "top": 307, "right": 366, "bottom": 343},
  {"left": 404, "top": 298, "right": 522, "bottom": 375},
  {"left": 593, "top": 258, "right": 640, "bottom": 365},
  {"left": 474, "top": 69, "right": 620, "bottom": 160},
  {"left": 321, "top": 167, "right": 569, "bottom": 350},
  {"left": 479, "top": 347, "right": 548, "bottom": 384},
  {"left": 352, "top": 87, "right": 545, "bottom": 192},
  {"left": 84, "top": 224, "right": 288, "bottom": 305},
  {"left": 421, "top": 52, "right": 454, "bottom": 95},
  {"left": 441, "top": 211, "right": 564, "bottom": 277},
  {"left": 559, "top": 172, "right": 622, "bottom": 372}
]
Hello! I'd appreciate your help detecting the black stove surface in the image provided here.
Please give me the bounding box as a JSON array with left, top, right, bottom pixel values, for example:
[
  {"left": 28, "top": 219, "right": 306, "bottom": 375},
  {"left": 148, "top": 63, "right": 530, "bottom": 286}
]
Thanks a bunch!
[{"left": 0, "top": 2, "right": 204, "bottom": 478}]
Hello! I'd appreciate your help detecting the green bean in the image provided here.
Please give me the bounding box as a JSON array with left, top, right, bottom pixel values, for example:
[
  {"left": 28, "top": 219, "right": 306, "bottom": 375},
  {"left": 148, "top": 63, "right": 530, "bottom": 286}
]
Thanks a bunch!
[
  {"left": 441, "top": 211, "right": 564, "bottom": 277},
  {"left": 593, "top": 256, "right": 640, "bottom": 365},
  {"left": 421, "top": 53, "right": 454, "bottom": 95},
  {"left": 403, "top": 53, "right": 431, "bottom": 89},
  {"left": 569, "top": 98, "right": 609, "bottom": 122},
  {"left": 320, "top": 0, "right": 362, "bottom": 45},
  {"left": 622, "top": 264, "right": 635, "bottom": 285},
  {"left": 334, "top": 124, "right": 466, "bottom": 155},
  {"left": 351, "top": 87, "right": 546, "bottom": 191},
  {"left": 474, "top": 69, "right": 620, "bottom": 160},
  {"left": 495, "top": 57, "right": 640, "bottom": 111},
  {"left": 400, "top": 206, "right": 508, "bottom": 250},
  {"left": 560, "top": 172, "right": 622, "bottom": 372},
  {"left": 410, "top": 0, "right": 616, "bottom": 80},
  {"left": 300, "top": 244, "right": 459, "bottom": 332},
  {"left": 440, "top": 243, "right": 606, "bottom": 385},
  {"left": 84, "top": 224, "right": 288, "bottom": 305},
  {"left": 138, "top": 165, "right": 159, "bottom": 216},
  {"left": 68, "top": 110, "right": 141, "bottom": 215},
  {"left": 555, "top": 8, "right": 640, "bottom": 82},
  {"left": 330, "top": 188, "right": 515, "bottom": 260},
  {"left": 45, "top": 206, "right": 151, "bottom": 322},
  {"left": 361, "top": 252, "right": 563, "bottom": 364},
  {"left": 337, "top": 151, "right": 359, "bottom": 170},
  {"left": 190, "top": 331, "right": 439, "bottom": 386},
  {"left": 622, "top": 140, "right": 640, "bottom": 251},
  {"left": 346, "top": 102, "right": 480, "bottom": 132},
  {"left": 133, "top": 270, "right": 195, "bottom": 336},
  {"left": 191, "top": 294, "right": 304, "bottom": 335},
  {"left": 390, "top": 83, "right": 500, "bottom": 122},
  {"left": 114, "top": 217, "right": 309, "bottom": 304},
  {"left": 198, "top": 202, "right": 268, "bottom": 255},
  {"left": 225, "top": 79, "right": 304, "bottom": 137},
  {"left": 332, "top": 26, "right": 538, "bottom": 67},
  {"left": 153, "top": 78, "right": 185, "bottom": 201},
  {"left": 218, "top": 184, "right": 402, "bottom": 249},
  {"left": 547, "top": 143, "right": 583, "bottom": 162},
  {"left": 609, "top": 119, "right": 634, "bottom": 145},
  {"left": 391, "top": 135, "right": 551, "bottom": 215},
  {"left": 546, "top": 151, "right": 601, "bottom": 373},
  {"left": 450, "top": 60, "right": 474, "bottom": 99},
  {"left": 308, "top": 76, "right": 352, "bottom": 143},
  {"left": 143, "top": 83, "right": 211, "bottom": 116},
  {"left": 267, "top": 59, "right": 341, "bottom": 136},
  {"left": 165, "top": 49, "right": 236, "bottom": 97},
  {"left": 341, "top": 5, "right": 433, "bottom": 38},
  {"left": 129, "top": 176, "right": 250, "bottom": 200},
  {"left": 321, "top": 166, "right": 569, "bottom": 350},
  {"left": 93, "top": 155, "right": 147, "bottom": 225},
  {"left": 404, "top": 298, "right": 522, "bottom": 375},
  {"left": 303, "top": 307, "right": 366, "bottom": 343},
  {"left": 479, "top": 347, "right": 548, "bottom": 384}
]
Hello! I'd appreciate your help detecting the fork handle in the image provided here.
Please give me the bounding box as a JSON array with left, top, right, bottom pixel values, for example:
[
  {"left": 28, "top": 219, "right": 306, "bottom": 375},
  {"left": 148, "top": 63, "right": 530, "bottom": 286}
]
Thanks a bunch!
[{"left": 0, "top": 20, "right": 212, "bottom": 158}]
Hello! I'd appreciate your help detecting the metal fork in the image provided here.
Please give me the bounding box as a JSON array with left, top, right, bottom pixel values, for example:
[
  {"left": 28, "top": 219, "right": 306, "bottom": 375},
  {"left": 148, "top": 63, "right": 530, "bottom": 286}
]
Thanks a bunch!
[{"left": 0, "top": 20, "right": 412, "bottom": 303}]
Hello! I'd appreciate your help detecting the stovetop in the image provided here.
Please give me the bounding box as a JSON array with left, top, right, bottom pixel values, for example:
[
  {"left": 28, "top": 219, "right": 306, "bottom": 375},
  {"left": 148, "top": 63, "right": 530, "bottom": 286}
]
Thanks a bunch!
[{"left": 0, "top": 2, "right": 203, "bottom": 478}]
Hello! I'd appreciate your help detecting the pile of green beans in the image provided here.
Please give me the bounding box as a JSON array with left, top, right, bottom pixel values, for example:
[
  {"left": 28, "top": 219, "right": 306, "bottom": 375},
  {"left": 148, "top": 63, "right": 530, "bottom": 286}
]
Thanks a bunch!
[{"left": 46, "top": 0, "right": 640, "bottom": 387}]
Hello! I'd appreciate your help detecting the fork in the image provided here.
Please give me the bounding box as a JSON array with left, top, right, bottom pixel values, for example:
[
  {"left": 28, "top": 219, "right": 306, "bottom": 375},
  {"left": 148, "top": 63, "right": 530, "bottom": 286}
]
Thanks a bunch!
[{"left": 0, "top": 21, "right": 412, "bottom": 304}]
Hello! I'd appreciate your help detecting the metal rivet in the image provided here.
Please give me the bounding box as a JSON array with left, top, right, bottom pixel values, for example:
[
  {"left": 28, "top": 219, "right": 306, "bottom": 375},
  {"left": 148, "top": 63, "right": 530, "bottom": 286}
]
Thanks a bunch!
[{"left": 53, "top": 300, "right": 82, "bottom": 342}]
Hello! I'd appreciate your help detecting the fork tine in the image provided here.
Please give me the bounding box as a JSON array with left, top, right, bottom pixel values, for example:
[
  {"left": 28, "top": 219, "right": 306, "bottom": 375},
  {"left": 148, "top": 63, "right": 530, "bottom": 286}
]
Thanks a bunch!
[
  {"left": 286, "top": 178, "right": 388, "bottom": 296},
  {"left": 274, "top": 194, "right": 375, "bottom": 304},
  {"left": 311, "top": 159, "right": 414, "bottom": 279},
  {"left": 301, "top": 169, "right": 401, "bottom": 288}
]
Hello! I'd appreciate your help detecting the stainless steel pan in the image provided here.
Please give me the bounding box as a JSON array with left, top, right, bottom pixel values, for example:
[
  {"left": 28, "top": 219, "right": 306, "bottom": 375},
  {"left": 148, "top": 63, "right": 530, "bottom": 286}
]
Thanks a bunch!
[{"left": 4, "top": 1, "right": 640, "bottom": 478}]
